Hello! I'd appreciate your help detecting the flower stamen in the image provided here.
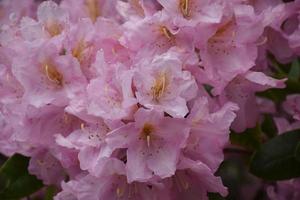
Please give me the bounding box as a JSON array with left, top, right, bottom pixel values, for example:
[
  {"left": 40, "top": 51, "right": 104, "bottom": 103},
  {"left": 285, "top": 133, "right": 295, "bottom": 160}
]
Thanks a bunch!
[
  {"left": 43, "top": 63, "right": 64, "bottom": 86},
  {"left": 146, "top": 135, "right": 151, "bottom": 148},
  {"left": 151, "top": 73, "right": 167, "bottom": 101},
  {"left": 80, "top": 123, "right": 85, "bottom": 130},
  {"left": 130, "top": 0, "right": 144, "bottom": 16},
  {"left": 179, "top": 0, "right": 190, "bottom": 18},
  {"left": 140, "top": 123, "right": 155, "bottom": 148},
  {"left": 45, "top": 21, "right": 62, "bottom": 37},
  {"left": 160, "top": 26, "right": 173, "bottom": 40},
  {"left": 116, "top": 187, "right": 124, "bottom": 198},
  {"left": 85, "top": 0, "right": 100, "bottom": 23},
  {"left": 175, "top": 174, "right": 190, "bottom": 191},
  {"left": 72, "top": 39, "right": 87, "bottom": 62}
]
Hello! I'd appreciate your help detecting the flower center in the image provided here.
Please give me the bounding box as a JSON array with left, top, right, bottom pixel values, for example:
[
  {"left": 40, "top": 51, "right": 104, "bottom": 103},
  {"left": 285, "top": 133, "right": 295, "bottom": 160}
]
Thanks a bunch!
[
  {"left": 72, "top": 39, "right": 87, "bottom": 62},
  {"left": 140, "top": 123, "right": 155, "bottom": 147},
  {"left": 43, "top": 63, "right": 63, "bottom": 86},
  {"left": 45, "top": 21, "right": 62, "bottom": 37},
  {"left": 116, "top": 187, "right": 124, "bottom": 198},
  {"left": 174, "top": 173, "right": 190, "bottom": 191},
  {"left": 209, "top": 20, "right": 235, "bottom": 43},
  {"left": 179, "top": 0, "right": 190, "bottom": 18},
  {"left": 160, "top": 26, "right": 173, "bottom": 40},
  {"left": 130, "top": 0, "right": 144, "bottom": 16},
  {"left": 85, "top": 0, "right": 100, "bottom": 23},
  {"left": 151, "top": 73, "right": 167, "bottom": 101}
]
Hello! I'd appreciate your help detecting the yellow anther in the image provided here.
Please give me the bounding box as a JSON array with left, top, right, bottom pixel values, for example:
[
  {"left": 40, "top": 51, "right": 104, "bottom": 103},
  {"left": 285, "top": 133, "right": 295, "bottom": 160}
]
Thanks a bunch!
[
  {"left": 116, "top": 187, "right": 124, "bottom": 198},
  {"left": 85, "top": 0, "right": 100, "bottom": 23},
  {"left": 182, "top": 180, "right": 189, "bottom": 190},
  {"left": 256, "top": 36, "right": 268, "bottom": 46},
  {"left": 45, "top": 21, "right": 62, "bottom": 37},
  {"left": 130, "top": 0, "right": 144, "bottom": 16},
  {"left": 213, "top": 21, "right": 233, "bottom": 39},
  {"left": 43, "top": 63, "right": 63, "bottom": 86},
  {"left": 151, "top": 73, "right": 167, "bottom": 101},
  {"left": 112, "top": 47, "right": 117, "bottom": 55},
  {"left": 63, "top": 113, "right": 71, "bottom": 124},
  {"left": 80, "top": 123, "right": 85, "bottom": 130},
  {"left": 142, "top": 123, "right": 154, "bottom": 136},
  {"left": 175, "top": 174, "right": 190, "bottom": 191},
  {"left": 72, "top": 40, "right": 86, "bottom": 62},
  {"left": 180, "top": 0, "right": 190, "bottom": 18},
  {"left": 160, "top": 26, "right": 173, "bottom": 40},
  {"left": 208, "top": 20, "right": 235, "bottom": 44},
  {"left": 140, "top": 123, "right": 155, "bottom": 147}
]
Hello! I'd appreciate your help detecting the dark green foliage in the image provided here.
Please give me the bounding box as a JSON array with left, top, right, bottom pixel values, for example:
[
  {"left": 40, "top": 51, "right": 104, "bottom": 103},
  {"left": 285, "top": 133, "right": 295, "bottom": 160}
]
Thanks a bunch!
[
  {"left": 230, "top": 125, "right": 262, "bottom": 150},
  {"left": 0, "top": 154, "right": 43, "bottom": 200},
  {"left": 250, "top": 130, "right": 300, "bottom": 180}
]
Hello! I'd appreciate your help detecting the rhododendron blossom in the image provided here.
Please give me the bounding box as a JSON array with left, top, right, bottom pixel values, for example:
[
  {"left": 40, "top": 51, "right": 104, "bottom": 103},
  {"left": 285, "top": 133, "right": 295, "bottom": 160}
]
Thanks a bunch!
[{"left": 1, "top": 0, "right": 299, "bottom": 199}]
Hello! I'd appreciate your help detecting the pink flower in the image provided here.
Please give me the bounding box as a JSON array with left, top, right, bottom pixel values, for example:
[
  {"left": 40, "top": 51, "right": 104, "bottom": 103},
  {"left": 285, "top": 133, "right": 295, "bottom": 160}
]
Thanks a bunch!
[
  {"left": 167, "top": 156, "right": 228, "bottom": 200},
  {"left": 0, "top": 47, "right": 24, "bottom": 104},
  {"left": 256, "top": 97, "right": 276, "bottom": 114},
  {"left": 133, "top": 49, "right": 198, "bottom": 118},
  {"left": 287, "top": 12, "right": 300, "bottom": 55},
  {"left": 19, "top": 1, "right": 69, "bottom": 42},
  {"left": 120, "top": 11, "right": 190, "bottom": 53},
  {"left": 60, "top": 0, "right": 120, "bottom": 23},
  {"left": 62, "top": 18, "right": 96, "bottom": 75},
  {"left": 274, "top": 117, "right": 300, "bottom": 134},
  {"left": 55, "top": 158, "right": 169, "bottom": 200},
  {"left": 1, "top": 0, "right": 298, "bottom": 198},
  {"left": 55, "top": 120, "right": 119, "bottom": 173},
  {"left": 116, "top": 0, "right": 162, "bottom": 20},
  {"left": 12, "top": 105, "right": 81, "bottom": 148},
  {"left": 262, "top": 3, "right": 297, "bottom": 63},
  {"left": 0, "top": 0, "right": 36, "bottom": 26},
  {"left": 28, "top": 150, "right": 65, "bottom": 185},
  {"left": 267, "top": 179, "right": 300, "bottom": 200},
  {"left": 86, "top": 56, "right": 137, "bottom": 120},
  {"left": 104, "top": 108, "right": 190, "bottom": 182},
  {"left": 283, "top": 94, "right": 300, "bottom": 121},
  {"left": 12, "top": 43, "right": 87, "bottom": 108},
  {"left": 157, "top": 0, "right": 224, "bottom": 27},
  {"left": 199, "top": 4, "right": 264, "bottom": 93},
  {"left": 221, "top": 71, "right": 285, "bottom": 132},
  {"left": 186, "top": 97, "right": 238, "bottom": 171},
  {"left": 0, "top": 110, "right": 23, "bottom": 156}
]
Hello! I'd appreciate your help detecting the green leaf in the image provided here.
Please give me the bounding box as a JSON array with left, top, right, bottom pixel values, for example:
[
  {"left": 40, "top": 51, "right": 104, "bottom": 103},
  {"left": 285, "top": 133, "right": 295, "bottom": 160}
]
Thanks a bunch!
[
  {"left": 286, "top": 79, "right": 300, "bottom": 93},
  {"left": 257, "top": 89, "right": 286, "bottom": 104},
  {"left": 295, "top": 142, "right": 300, "bottom": 162},
  {"left": 267, "top": 53, "right": 288, "bottom": 77},
  {"left": 45, "top": 185, "right": 57, "bottom": 200},
  {"left": 261, "top": 114, "right": 277, "bottom": 138},
  {"left": 208, "top": 192, "right": 226, "bottom": 200},
  {"left": 230, "top": 125, "right": 262, "bottom": 150},
  {"left": 0, "top": 154, "right": 29, "bottom": 182},
  {"left": 0, "top": 174, "right": 43, "bottom": 199},
  {"left": 288, "top": 59, "right": 300, "bottom": 81},
  {"left": 0, "top": 154, "right": 43, "bottom": 199},
  {"left": 250, "top": 130, "right": 300, "bottom": 180},
  {"left": 257, "top": 79, "right": 300, "bottom": 104}
]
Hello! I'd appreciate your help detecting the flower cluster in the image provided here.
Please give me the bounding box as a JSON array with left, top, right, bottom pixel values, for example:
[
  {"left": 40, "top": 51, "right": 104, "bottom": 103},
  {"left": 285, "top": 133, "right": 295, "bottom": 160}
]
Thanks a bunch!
[{"left": 0, "top": 0, "right": 299, "bottom": 199}]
